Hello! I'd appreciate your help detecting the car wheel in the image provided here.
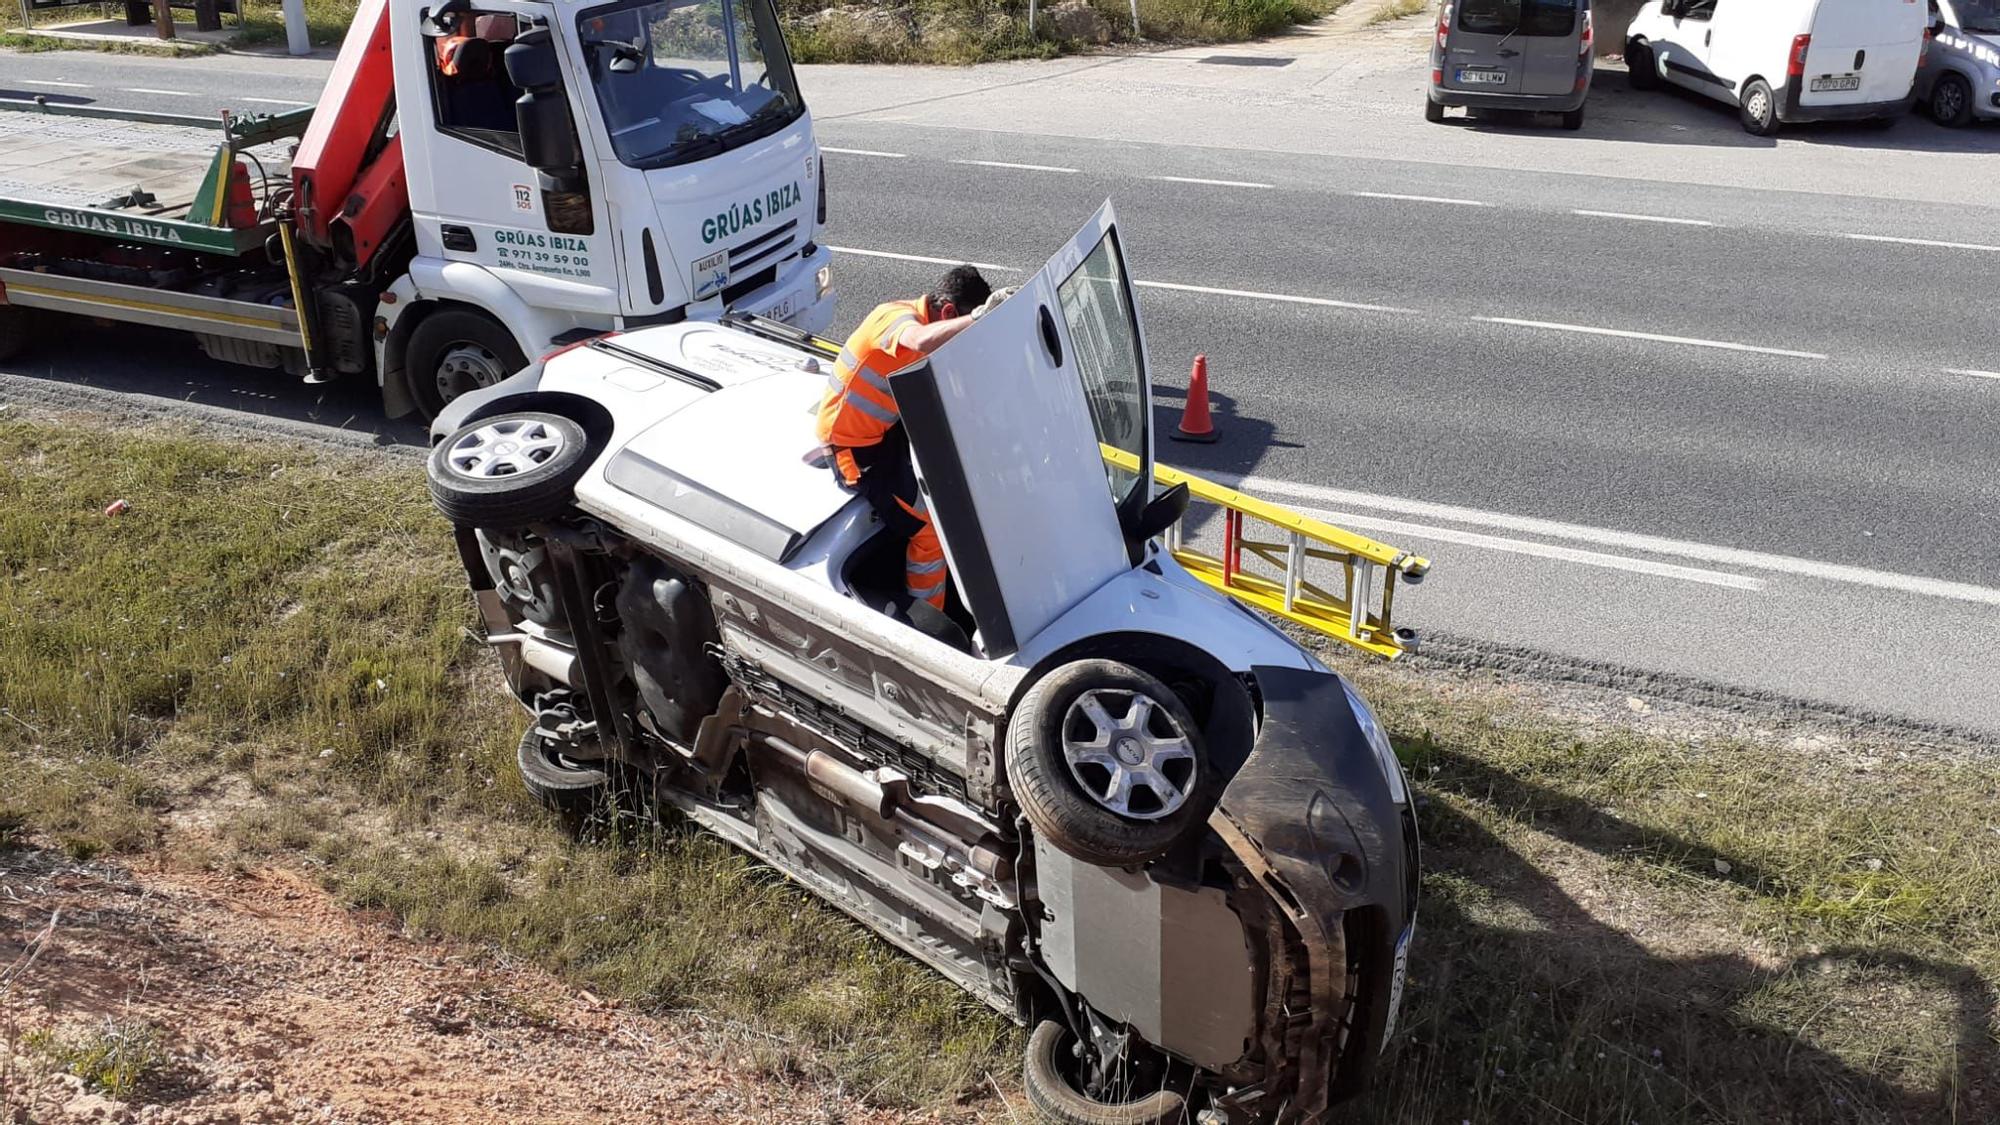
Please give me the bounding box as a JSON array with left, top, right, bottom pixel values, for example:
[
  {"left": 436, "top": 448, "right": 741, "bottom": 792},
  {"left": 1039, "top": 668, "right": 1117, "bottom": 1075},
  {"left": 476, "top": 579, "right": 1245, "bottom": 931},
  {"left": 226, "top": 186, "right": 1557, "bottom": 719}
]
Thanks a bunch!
[
  {"left": 427, "top": 411, "right": 593, "bottom": 527},
  {"left": 1007, "top": 660, "right": 1209, "bottom": 868},
  {"left": 0, "top": 306, "right": 34, "bottom": 363},
  {"left": 1739, "top": 78, "right": 1779, "bottom": 135},
  {"left": 1425, "top": 98, "right": 1446, "bottom": 123},
  {"left": 1626, "top": 41, "right": 1659, "bottom": 90},
  {"left": 1021, "top": 1021, "right": 1185, "bottom": 1125},
  {"left": 1930, "top": 73, "right": 1973, "bottom": 127},
  {"left": 407, "top": 309, "right": 528, "bottom": 420},
  {"left": 1560, "top": 106, "right": 1585, "bottom": 131},
  {"left": 516, "top": 726, "right": 611, "bottom": 815}
]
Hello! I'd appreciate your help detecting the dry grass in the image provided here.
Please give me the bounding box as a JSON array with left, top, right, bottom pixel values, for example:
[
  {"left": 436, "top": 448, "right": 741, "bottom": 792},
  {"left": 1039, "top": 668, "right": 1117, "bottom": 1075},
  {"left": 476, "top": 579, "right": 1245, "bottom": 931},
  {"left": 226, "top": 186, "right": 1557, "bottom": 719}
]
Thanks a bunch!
[{"left": 1366, "top": 0, "right": 1429, "bottom": 26}]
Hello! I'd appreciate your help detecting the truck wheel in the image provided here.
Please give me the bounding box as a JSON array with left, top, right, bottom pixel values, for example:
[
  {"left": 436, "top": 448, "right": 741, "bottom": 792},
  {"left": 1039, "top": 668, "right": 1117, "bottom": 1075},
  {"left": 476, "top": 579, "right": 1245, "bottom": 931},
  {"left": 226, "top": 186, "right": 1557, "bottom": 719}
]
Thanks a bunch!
[
  {"left": 427, "top": 411, "right": 592, "bottom": 527},
  {"left": 0, "top": 306, "right": 33, "bottom": 363},
  {"left": 1930, "top": 74, "right": 1973, "bottom": 127},
  {"left": 1007, "top": 660, "right": 1209, "bottom": 868},
  {"left": 1739, "top": 78, "right": 1780, "bottom": 136},
  {"left": 1626, "top": 41, "right": 1659, "bottom": 90},
  {"left": 1022, "top": 1021, "right": 1185, "bottom": 1125},
  {"left": 407, "top": 309, "right": 529, "bottom": 419},
  {"left": 517, "top": 727, "right": 611, "bottom": 815}
]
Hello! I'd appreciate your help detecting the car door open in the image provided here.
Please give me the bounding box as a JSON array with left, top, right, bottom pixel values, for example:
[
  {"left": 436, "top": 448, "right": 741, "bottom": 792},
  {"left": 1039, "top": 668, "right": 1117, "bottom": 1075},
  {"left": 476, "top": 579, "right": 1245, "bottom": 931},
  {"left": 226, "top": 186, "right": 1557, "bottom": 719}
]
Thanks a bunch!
[{"left": 892, "top": 201, "right": 1156, "bottom": 658}]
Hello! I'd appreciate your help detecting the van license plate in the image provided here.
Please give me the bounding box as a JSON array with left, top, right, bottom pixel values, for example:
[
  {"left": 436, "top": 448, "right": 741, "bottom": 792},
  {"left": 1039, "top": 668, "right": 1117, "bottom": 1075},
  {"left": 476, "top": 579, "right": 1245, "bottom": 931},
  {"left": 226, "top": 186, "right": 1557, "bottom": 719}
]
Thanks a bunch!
[
  {"left": 1811, "top": 74, "right": 1860, "bottom": 92},
  {"left": 1457, "top": 68, "right": 1508, "bottom": 85}
]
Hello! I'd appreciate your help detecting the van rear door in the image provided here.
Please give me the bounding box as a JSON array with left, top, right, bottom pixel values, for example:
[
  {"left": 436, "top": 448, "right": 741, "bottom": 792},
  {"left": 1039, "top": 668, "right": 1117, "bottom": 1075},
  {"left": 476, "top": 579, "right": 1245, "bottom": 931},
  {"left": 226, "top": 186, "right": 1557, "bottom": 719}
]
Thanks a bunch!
[
  {"left": 1519, "top": 0, "right": 1588, "bottom": 95},
  {"left": 1444, "top": 0, "right": 1532, "bottom": 96},
  {"left": 1800, "top": 0, "right": 1926, "bottom": 107}
]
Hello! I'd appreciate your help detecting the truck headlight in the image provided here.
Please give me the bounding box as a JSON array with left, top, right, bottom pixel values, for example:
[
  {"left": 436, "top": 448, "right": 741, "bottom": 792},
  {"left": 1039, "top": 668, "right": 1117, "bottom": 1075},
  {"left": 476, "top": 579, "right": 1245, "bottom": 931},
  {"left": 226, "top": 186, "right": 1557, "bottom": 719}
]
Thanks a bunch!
[
  {"left": 1343, "top": 681, "right": 1408, "bottom": 806},
  {"left": 816, "top": 264, "right": 832, "bottom": 298}
]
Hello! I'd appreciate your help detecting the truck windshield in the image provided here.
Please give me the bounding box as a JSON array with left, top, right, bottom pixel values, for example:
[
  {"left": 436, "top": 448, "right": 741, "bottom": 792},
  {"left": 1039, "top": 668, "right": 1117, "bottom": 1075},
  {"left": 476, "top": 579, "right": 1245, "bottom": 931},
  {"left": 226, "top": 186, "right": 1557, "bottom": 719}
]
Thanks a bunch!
[
  {"left": 1458, "top": 0, "right": 1579, "bottom": 36},
  {"left": 577, "top": 0, "right": 803, "bottom": 168},
  {"left": 1056, "top": 229, "right": 1148, "bottom": 510},
  {"left": 1952, "top": 0, "right": 2000, "bottom": 31}
]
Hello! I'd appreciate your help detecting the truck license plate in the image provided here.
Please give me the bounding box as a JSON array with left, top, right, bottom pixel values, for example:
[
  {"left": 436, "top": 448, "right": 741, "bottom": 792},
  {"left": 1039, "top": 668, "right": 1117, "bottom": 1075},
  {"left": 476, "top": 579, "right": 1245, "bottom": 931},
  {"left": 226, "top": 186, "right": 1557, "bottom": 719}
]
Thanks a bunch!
[
  {"left": 1457, "top": 68, "right": 1507, "bottom": 85},
  {"left": 761, "top": 293, "right": 798, "bottom": 322},
  {"left": 691, "top": 250, "right": 729, "bottom": 301},
  {"left": 1811, "top": 74, "right": 1860, "bottom": 92}
]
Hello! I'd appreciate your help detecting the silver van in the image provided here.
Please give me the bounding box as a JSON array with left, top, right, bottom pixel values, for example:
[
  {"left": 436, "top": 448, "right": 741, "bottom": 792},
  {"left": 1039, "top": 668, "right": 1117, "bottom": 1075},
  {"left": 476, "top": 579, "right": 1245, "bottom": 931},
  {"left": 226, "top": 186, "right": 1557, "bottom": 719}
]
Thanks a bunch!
[{"left": 1426, "top": 0, "right": 1597, "bottom": 129}]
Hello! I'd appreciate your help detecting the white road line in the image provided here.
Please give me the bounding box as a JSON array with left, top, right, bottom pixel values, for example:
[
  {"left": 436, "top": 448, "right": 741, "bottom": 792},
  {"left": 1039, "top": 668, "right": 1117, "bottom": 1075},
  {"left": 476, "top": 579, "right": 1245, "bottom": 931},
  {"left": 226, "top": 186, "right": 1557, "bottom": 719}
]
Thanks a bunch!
[
  {"left": 828, "top": 246, "right": 1018, "bottom": 273},
  {"left": 1149, "top": 175, "right": 1274, "bottom": 189},
  {"left": 238, "top": 97, "right": 312, "bottom": 107},
  {"left": 1349, "top": 191, "right": 1490, "bottom": 207},
  {"left": 1134, "top": 279, "right": 1414, "bottom": 314},
  {"left": 1477, "top": 316, "right": 1828, "bottom": 360},
  {"left": 1945, "top": 368, "right": 2000, "bottom": 380},
  {"left": 1315, "top": 510, "right": 1768, "bottom": 590},
  {"left": 123, "top": 87, "right": 190, "bottom": 97},
  {"left": 951, "top": 159, "right": 1078, "bottom": 174},
  {"left": 20, "top": 79, "right": 92, "bottom": 89},
  {"left": 1572, "top": 209, "right": 1714, "bottom": 227},
  {"left": 821, "top": 147, "right": 907, "bottom": 158},
  {"left": 1842, "top": 233, "right": 2000, "bottom": 253},
  {"left": 1229, "top": 472, "right": 2000, "bottom": 608}
]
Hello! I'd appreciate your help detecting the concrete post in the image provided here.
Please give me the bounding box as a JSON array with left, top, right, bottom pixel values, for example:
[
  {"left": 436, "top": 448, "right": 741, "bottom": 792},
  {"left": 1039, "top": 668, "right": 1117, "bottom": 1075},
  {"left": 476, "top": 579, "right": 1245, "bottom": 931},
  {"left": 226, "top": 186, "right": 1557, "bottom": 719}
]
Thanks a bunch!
[{"left": 284, "top": 0, "right": 310, "bottom": 54}]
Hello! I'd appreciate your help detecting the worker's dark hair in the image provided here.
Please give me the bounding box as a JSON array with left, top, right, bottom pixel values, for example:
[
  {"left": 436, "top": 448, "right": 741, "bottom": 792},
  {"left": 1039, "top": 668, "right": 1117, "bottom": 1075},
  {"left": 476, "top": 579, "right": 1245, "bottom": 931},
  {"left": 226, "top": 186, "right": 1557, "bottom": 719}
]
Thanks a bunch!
[{"left": 930, "top": 265, "right": 992, "bottom": 318}]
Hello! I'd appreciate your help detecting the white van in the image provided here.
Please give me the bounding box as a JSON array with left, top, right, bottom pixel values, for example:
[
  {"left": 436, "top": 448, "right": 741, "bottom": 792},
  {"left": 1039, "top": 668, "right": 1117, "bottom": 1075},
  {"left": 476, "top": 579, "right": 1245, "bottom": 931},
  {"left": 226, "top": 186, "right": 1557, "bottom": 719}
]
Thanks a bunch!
[{"left": 1625, "top": 0, "right": 1928, "bottom": 134}]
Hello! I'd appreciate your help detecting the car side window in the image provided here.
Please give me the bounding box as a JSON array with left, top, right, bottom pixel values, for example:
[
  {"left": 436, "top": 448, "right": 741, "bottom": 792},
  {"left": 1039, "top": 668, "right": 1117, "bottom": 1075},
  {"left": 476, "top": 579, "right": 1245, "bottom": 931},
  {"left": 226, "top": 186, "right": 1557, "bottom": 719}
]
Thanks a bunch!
[
  {"left": 1682, "top": 0, "right": 1716, "bottom": 21},
  {"left": 426, "top": 9, "right": 527, "bottom": 158}
]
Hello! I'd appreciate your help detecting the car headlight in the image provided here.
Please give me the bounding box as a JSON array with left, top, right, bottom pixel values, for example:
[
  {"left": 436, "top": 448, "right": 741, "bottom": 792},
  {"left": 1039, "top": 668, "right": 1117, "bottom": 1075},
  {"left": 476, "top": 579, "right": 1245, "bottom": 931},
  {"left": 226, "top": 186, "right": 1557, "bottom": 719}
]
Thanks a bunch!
[
  {"left": 815, "top": 264, "right": 832, "bottom": 298},
  {"left": 1342, "top": 680, "right": 1408, "bottom": 806}
]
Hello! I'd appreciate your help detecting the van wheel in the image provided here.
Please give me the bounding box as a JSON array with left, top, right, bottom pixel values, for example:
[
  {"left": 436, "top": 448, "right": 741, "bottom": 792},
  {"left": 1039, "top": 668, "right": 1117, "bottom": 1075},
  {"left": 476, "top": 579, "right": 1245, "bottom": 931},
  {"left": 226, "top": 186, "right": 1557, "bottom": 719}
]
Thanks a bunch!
[
  {"left": 1007, "top": 660, "right": 1209, "bottom": 868},
  {"left": 517, "top": 726, "right": 611, "bottom": 815},
  {"left": 1626, "top": 41, "right": 1659, "bottom": 90},
  {"left": 1739, "top": 78, "right": 1779, "bottom": 136},
  {"left": 1560, "top": 107, "right": 1585, "bottom": 131},
  {"left": 407, "top": 309, "right": 529, "bottom": 419},
  {"left": 0, "top": 306, "right": 33, "bottom": 363},
  {"left": 427, "top": 410, "right": 592, "bottom": 527},
  {"left": 1930, "top": 73, "right": 1973, "bottom": 127},
  {"left": 1425, "top": 98, "right": 1446, "bottom": 123},
  {"left": 1022, "top": 1021, "right": 1185, "bottom": 1125}
]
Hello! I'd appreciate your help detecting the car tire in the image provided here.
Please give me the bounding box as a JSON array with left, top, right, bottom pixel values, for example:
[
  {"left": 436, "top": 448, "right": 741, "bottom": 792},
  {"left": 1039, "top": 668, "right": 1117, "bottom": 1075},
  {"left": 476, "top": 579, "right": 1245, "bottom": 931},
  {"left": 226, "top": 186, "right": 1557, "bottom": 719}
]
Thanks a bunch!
[
  {"left": 1021, "top": 1021, "right": 1185, "bottom": 1125},
  {"left": 1006, "top": 660, "right": 1209, "bottom": 868},
  {"left": 427, "top": 410, "right": 593, "bottom": 527},
  {"left": 516, "top": 726, "right": 612, "bottom": 815},
  {"left": 0, "top": 306, "right": 33, "bottom": 363},
  {"left": 1425, "top": 98, "right": 1446, "bottom": 123},
  {"left": 1930, "top": 73, "right": 1973, "bottom": 127},
  {"left": 1626, "top": 41, "right": 1659, "bottom": 90},
  {"left": 406, "top": 309, "right": 529, "bottom": 420},
  {"left": 1739, "top": 78, "right": 1780, "bottom": 135},
  {"left": 1560, "top": 106, "right": 1585, "bottom": 131}
]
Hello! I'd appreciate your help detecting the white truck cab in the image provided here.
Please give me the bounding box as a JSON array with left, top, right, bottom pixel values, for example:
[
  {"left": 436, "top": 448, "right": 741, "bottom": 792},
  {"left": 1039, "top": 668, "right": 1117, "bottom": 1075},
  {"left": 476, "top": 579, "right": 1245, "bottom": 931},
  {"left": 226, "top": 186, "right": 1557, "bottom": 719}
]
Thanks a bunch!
[{"left": 1625, "top": 0, "right": 1927, "bottom": 134}]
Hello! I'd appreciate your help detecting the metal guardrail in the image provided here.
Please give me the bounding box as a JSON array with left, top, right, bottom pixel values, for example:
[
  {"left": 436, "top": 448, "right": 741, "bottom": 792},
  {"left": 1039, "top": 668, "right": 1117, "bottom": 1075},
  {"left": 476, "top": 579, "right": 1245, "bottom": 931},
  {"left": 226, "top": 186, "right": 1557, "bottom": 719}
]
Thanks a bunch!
[{"left": 1106, "top": 447, "right": 1430, "bottom": 660}]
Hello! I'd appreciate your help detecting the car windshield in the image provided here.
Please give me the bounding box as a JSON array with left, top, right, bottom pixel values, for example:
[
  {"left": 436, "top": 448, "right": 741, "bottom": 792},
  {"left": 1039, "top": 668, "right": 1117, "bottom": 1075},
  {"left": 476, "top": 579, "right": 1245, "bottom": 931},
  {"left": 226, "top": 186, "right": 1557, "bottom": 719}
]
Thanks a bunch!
[
  {"left": 1952, "top": 0, "right": 2000, "bottom": 31},
  {"left": 1055, "top": 230, "right": 1148, "bottom": 510},
  {"left": 1457, "top": 0, "right": 1579, "bottom": 36},
  {"left": 577, "top": 0, "right": 803, "bottom": 169}
]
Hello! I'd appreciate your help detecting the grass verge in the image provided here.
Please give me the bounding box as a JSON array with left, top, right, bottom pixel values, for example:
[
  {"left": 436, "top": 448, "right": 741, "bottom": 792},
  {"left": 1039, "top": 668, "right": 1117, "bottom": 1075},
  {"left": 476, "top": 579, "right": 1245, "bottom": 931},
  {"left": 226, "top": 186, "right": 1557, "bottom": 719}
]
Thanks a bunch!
[
  {"left": 1366, "top": 0, "right": 1428, "bottom": 25},
  {"left": 1, "top": 410, "right": 1994, "bottom": 1120}
]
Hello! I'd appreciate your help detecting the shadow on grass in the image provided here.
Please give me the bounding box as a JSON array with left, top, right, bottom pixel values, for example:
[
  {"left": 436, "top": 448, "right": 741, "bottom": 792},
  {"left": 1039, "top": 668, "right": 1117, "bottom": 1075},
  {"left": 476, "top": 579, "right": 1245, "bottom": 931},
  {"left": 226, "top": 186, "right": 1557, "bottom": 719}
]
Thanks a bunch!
[{"left": 1356, "top": 745, "right": 1998, "bottom": 1124}]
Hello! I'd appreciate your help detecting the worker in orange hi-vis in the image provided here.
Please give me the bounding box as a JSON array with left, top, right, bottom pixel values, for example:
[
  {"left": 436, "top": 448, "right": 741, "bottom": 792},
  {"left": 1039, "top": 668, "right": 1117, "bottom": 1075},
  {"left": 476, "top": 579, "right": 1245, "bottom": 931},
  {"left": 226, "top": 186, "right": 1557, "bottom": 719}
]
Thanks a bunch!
[{"left": 816, "top": 266, "right": 1015, "bottom": 611}]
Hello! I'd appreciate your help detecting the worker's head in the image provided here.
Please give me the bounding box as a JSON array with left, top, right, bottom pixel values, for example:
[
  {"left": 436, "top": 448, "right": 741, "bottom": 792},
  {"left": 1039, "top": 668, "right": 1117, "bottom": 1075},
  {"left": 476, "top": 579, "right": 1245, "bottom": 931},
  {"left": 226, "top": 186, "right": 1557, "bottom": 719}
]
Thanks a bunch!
[{"left": 928, "top": 266, "right": 992, "bottom": 321}]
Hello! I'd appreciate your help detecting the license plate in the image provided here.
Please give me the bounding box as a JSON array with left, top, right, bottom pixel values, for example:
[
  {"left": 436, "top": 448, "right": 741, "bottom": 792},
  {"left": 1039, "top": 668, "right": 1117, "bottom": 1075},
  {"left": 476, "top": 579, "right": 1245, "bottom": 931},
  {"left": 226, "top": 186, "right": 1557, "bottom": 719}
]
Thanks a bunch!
[
  {"left": 1457, "top": 68, "right": 1508, "bottom": 85},
  {"left": 691, "top": 249, "right": 729, "bottom": 302},
  {"left": 1811, "top": 74, "right": 1861, "bottom": 92},
  {"left": 760, "top": 293, "right": 798, "bottom": 323}
]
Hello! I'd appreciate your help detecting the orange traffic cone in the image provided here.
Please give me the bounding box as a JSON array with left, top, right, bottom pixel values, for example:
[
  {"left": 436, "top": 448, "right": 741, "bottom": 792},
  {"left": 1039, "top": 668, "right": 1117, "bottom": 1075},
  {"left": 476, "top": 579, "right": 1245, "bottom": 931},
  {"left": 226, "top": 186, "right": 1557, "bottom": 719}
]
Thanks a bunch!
[{"left": 1172, "top": 354, "right": 1218, "bottom": 443}]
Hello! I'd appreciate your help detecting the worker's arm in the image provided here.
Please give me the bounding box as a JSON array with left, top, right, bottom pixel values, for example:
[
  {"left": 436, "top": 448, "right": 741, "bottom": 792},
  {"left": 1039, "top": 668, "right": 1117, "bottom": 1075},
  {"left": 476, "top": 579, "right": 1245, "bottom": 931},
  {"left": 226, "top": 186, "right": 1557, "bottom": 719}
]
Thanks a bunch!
[{"left": 896, "top": 314, "right": 976, "bottom": 354}]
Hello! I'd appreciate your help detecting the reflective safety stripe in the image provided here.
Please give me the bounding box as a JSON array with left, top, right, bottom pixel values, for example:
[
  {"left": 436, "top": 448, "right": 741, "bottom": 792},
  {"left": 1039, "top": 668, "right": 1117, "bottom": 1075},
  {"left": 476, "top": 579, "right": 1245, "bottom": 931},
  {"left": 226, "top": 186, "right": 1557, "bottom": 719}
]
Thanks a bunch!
[
  {"left": 907, "top": 572, "right": 947, "bottom": 594},
  {"left": 907, "top": 557, "right": 947, "bottom": 575},
  {"left": 819, "top": 298, "right": 929, "bottom": 451},
  {"left": 849, "top": 364, "right": 894, "bottom": 395},
  {"left": 874, "top": 314, "right": 917, "bottom": 348},
  {"left": 842, "top": 391, "right": 898, "bottom": 425}
]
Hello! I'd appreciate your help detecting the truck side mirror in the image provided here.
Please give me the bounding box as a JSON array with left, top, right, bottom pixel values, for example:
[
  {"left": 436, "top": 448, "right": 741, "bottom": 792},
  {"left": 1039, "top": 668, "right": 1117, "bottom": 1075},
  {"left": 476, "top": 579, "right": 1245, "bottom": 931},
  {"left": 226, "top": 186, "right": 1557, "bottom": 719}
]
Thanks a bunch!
[{"left": 506, "top": 31, "right": 585, "bottom": 189}]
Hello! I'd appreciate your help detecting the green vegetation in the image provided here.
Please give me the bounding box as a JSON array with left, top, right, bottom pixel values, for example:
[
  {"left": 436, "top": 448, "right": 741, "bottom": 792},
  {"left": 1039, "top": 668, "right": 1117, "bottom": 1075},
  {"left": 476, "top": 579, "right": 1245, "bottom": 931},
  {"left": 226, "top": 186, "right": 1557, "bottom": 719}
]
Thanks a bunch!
[
  {"left": 235, "top": 0, "right": 357, "bottom": 49},
  {"left": 23, "top": 1020, "right": 172, "bottom": 1099},
  {"left": 1, "top": 412, "right": 1994, "bottom": 1120},
  {"left": 1367, "top": 0, "right": 1428, "bottom": 26}
]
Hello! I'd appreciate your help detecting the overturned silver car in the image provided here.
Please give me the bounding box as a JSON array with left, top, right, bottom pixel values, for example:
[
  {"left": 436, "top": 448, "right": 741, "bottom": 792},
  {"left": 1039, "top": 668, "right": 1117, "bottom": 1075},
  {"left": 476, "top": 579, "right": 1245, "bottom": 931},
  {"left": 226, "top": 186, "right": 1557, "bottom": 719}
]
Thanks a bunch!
[{"left": 426, "top": 204, "right": 1420, "bottom": 1122}]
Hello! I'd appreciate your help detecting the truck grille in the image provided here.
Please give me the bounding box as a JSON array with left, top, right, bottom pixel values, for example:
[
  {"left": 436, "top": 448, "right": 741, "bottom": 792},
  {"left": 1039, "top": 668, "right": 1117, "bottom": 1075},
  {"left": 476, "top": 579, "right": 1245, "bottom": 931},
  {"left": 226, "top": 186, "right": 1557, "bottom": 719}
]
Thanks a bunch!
[{"left": 729, "top": 219, "right": 797, "bottom": 275}]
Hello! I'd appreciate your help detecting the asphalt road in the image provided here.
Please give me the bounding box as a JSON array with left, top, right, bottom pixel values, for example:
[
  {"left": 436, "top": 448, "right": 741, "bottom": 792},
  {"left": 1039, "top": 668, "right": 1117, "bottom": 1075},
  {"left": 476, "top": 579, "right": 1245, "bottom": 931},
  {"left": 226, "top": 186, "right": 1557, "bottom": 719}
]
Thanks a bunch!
[{"left": 3, "top": 28, "right": 1998, "bottom": 734}]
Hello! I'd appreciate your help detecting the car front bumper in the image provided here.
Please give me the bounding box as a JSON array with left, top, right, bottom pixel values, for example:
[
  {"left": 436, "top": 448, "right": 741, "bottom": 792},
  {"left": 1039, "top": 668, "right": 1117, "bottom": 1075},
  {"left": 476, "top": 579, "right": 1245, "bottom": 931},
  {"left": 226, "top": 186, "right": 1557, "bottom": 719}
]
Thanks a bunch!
[{"left": 1210, "top": 666, "right": 1420, "bottom": 1116}]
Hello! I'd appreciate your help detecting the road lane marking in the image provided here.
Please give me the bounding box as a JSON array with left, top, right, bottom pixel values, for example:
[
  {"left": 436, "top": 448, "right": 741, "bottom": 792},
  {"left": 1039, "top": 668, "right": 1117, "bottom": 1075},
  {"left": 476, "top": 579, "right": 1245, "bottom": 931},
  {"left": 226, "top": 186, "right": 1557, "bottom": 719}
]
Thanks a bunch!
[
  {"left": 123, "top": 87, "right": 190, "bottom": 96},
  {"left": 1476, "top": 316, "right": 1828, "bottom": 360},
  {"left": 951, "top": 159, "right": 1078, "bottom": 173},
  {"left": 1349, "top": 191, "right": 1489, "bottom": 206},
  {"left": 829, "top": 246, "right": 1018, "bottom": 273},
  {"left": 1572, "top": 209, "right": 1714, "bottom": 226},
  {"left": 1232, "top": 473, "right": 2000, "bottom": 608},
  {"left": 238, "top": 97, "right": 312, "bottom": 107},
  {"left": 1150, "top": 175, "right": 1274, "bottom": 189},
  {"left": 822, "top": 147, "right": 907, "bottom": 158},
  {"left": 1134, "top": 279, "right": 1413, "bottom": 314},
  {"left": 20, "top": 79, "right": 92, "bottom": 88},
  {"left": 1945, "top": 368, "right": 2000, "bottom": 380},
  {"left": 1842, "top": 233, "right": 2000, "bottom": 253},
  {"left": 1313, "top": 511, "right": 1768, "bottom": 590}
]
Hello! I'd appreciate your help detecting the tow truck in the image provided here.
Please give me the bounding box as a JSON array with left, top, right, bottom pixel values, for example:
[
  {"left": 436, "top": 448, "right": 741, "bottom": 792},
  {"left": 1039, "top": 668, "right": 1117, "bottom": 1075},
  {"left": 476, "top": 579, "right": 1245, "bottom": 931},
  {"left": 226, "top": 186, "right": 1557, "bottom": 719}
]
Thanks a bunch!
[{"left": 0, "top": 0, "right": 832, "bottom": 418}]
